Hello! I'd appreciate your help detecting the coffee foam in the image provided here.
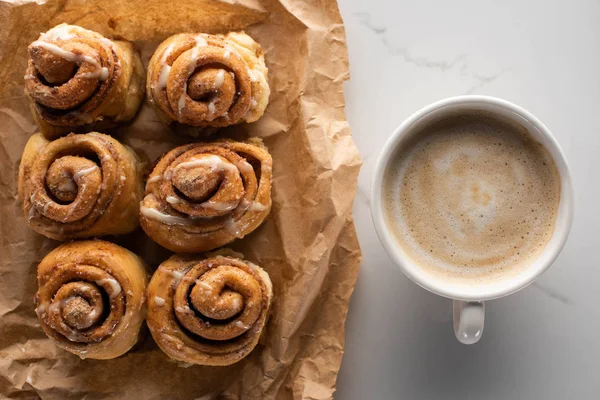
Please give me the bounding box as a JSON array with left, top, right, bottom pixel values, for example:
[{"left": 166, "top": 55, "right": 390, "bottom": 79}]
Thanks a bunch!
[{"left": 383, "top": 114, "right": 561, "bottom": 285}]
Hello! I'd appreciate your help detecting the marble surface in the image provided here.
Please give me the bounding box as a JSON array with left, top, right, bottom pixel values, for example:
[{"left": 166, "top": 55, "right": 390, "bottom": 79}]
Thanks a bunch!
[{"left": 336, "top": 0, "right": 600, "bottom": 398}]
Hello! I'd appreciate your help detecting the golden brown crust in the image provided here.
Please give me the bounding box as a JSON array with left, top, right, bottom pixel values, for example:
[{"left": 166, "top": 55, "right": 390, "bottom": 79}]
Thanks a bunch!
[
  {"left": 18, "top": 132, "right": 144, "bottom": 240},
  {"left": 139, "top": 138, "right": 272, "bottom": 252},
  {"left": 25, "top": 24, "right": 145, "bottom": 139},
  {"left": 146, "top": 252, "right": 272, "bottom": 366},
  {"left": 35, "top": 240, "right": 148, "bottom": 360},
  {"left": 146, "top": 32, "right": 269, "bottom": 129}
]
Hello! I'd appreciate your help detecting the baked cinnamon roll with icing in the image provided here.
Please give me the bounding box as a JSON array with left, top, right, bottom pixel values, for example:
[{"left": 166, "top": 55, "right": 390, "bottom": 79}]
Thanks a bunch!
[
  {"left": 146, "top": 32, "right": 269, "bottom": 129},
  {"left": 139, "top": 138, "right": 272, "bottom": 253},
  {"left": 35, "top": 240, "right": 148, "bottom": 359},
  {"left": 18, "top": 132, "right": 144, "bottom": 240},
  {"left": 147, "top": 251, "right": 272, "bottom": 366},
  {"left": 24, "top": 24, "right": 145, "bottom": 139}
]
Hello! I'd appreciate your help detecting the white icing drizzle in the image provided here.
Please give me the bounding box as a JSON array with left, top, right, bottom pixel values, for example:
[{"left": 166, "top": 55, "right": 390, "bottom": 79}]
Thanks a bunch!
[
  {"left": 154, "top": 296, "right": 166, "bottom": 306},
  {"left": 73, "top": 165, "right": 98, "bottom": 181},
  {"left": 35, "top": 303, "right": 48, "bottom": 316},
  {"left": 24, "top": 74, "right": 36, "bottom": 80},
  {"left": 236, "top": 160, "right": 253, "bottom": 174},
  {"left": 32, "top": 41, "right": 109, "bottom": 81},
  {"left": 195, "top": 280, "right": 213, "bottom": 291},
  {"left": 231, "top": 297, "right": 242, "bottom": 310},
  {"left": 249, "top": 201, "right": 267, "bottom": 212},
  {"left": 48, "top": 295, "right": 77, "bottom": 315},
  {"left": 83, "top": 307, "right": 100, "bottom": 326},
  {"left": 140, "top": 206, "right": 191, "bottom": 225},
  {"left": 28, "top": 206, "right": 36, "bottom": 220},
  {"left": 78, "top": 68, "right": 109, "bottom": 80},
  {"left": 234, "top": 320, "right": 251, "bottom": 330},
  {"left": 214, "top": 70, "right": 225, "bottom": 89},
  {"left": 247, "top": 68, "right": 260, "bottom": 82},
  {"left": 177, "top": 89, "right": 188, "bottom": 114},
  {"left": 194, "top": 35, "right": 208, "bottom": 47},
  {"left": 174, "top": 155, "right": 237, "bottom": 174},
  {"left": 157, "top": 65, "right": 171, "bottom": 90},
  {"left": 46, "top": 293, "right": 99, "bottom": 327},
  {"left": 177, "top": 37, "right": 206, "bottom": 114},
  {"left": 120, "top": 175, "right": 126, "bottom": 181},
  {"left": 163, "top": 268, "right": 185, "bottom": 286},
  {"left": 175, "top": 305, "right": 194, "bottom": 314},
  {"left": 100, "top": 37, "right": 116, "bottom": 50},
  {"left": 147, "top": 175, "right": 162, "bottom": 184},
  {"left": 175, "top": 155, "right": 220, "bottom": 171},
  {"left": 62, "top": 196, "right": 78, "bottom": 222},
  {"left": 156, "top": 43, "right": 174, "bottom": 91},
  {"left": 230, "top": 32, "right": 255, "bottom": 47},
  {"left": 166, "top": 196, "right": 181, "bottom": 204},
  {"left": 224, "top": 218, "right": 243, "bottom": 238},
  {"left": 208, "top": 102, "right": 216, "bottom": 117},
  {"left": 96, "top": 278, "right": 122, "bottom": 299},
  {"left": 42, "top": 202, "right": 51, "bottom": 214},
  {"left": 203, "top": 201, "right": 237, "bottom": 211},
  {"left": 250, "top": 98, "right": 258, "bottom": 109},
  {"left": 48, "top": 300, "right": 61, "bottom": 315},
  {"left": 160, "top": 334, "right": 185, "bottom": 351},
  {"left": 57, "top": 179, "right": 76, "bottom": 192},
  {"left": 97, "top": 68, "right": 110, "bottom": 80},
  {"left": 41, "top": 25, "right": 76, "bottom": 41}
]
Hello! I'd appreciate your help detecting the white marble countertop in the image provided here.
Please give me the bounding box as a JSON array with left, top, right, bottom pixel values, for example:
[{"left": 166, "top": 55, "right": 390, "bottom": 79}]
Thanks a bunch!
[{"left": 336, "top": 0, "right": 600, "bottom": 398}]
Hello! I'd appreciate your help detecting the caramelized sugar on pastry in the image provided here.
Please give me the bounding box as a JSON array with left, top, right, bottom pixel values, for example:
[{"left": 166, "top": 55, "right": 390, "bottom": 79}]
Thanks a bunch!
[
  {"left": 147, "top": 32, "right": 269, "bottom": 129},
  {"left": 147, "top": 251, "right": 272, "bottom": 366},
  {"left": 35, "top": 240, "right": 148, "bottom": 359},
  {"left": 18, "top": 132, "right": 144, "bottom": 240},
  {"left": 24, "top": 24, "right": 145, "bottom": 139},
  {"left": 140, "top": 138, "right": 272, "bottom": 252}
]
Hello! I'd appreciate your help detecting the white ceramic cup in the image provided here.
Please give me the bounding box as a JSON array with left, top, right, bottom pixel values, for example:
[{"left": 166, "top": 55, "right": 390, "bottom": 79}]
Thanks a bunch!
[{"left": 371, "top": 95, "right": 574, "bottom": 344}]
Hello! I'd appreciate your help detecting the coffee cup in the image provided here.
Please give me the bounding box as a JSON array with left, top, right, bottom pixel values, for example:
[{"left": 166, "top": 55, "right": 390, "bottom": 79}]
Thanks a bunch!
[{"left": 371, "top": 95, "right": 574, "bottom": 344}]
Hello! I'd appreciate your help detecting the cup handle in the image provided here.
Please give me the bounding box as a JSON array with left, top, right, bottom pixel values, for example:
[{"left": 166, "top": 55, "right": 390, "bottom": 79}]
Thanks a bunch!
[{"left": 453, "top": 300, "right": 484, "bottom": 345}]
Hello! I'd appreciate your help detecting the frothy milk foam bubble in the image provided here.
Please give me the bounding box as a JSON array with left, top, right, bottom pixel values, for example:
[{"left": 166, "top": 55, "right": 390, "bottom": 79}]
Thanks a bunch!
[{"left": 383, "top": 113, "right": 561, "bottom": 285}]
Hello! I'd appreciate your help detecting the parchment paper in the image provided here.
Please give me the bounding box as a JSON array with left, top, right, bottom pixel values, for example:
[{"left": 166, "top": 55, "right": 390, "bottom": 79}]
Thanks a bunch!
[{"left": 0, "top": 0, "right": 362, "bottom": 399}]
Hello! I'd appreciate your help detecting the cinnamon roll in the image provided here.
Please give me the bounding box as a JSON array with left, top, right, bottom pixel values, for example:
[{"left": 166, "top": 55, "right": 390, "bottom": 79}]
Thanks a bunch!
[
  {"left": 146, "top": 32, "right": 269, "bottom": 129},
  {"left": 35, "top": 240, "right": 148, "bottom": 359},
  {"left": 25, "top": 24, "right": 145, "bottom": 139},
  {"left": 139, "top": 138, "right": 272, "bottom": 253},
  {"left": 18, "top": 132, "right": 144, "bottom": 240},
  {"left": 147, "top": 251, "right": 272, "bottom": 366}
]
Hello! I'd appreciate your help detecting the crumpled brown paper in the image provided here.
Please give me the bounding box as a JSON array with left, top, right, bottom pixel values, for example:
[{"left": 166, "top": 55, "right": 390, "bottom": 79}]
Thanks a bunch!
[{"left": 0, "top": 0, "right": 362, "bottom": 399}]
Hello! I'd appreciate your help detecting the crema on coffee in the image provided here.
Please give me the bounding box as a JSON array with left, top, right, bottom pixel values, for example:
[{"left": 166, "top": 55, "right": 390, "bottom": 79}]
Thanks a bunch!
[{"left": 383, "top": 114, "right": 561, "bottom": 285}]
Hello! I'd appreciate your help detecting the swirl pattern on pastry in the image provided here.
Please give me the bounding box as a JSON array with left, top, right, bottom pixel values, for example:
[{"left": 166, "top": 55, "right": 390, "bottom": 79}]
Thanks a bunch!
[
  {"left": 147, "top": 32, "right": 269, "bottom": 128},
  {"left": 34, "top": 240, "right": 148, "bottom": 359},
  {"left": 25, "top": 24, "right": 145, "bottom": 139},
  {"left": 18, "top": 132, "right": 144, "bottom": 240},
  {"left": 140, "top": 138, "right": 272, "bottom": 252},
  {"left": 147, "top": 252, "right": 272, "bottom": 366}
]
